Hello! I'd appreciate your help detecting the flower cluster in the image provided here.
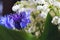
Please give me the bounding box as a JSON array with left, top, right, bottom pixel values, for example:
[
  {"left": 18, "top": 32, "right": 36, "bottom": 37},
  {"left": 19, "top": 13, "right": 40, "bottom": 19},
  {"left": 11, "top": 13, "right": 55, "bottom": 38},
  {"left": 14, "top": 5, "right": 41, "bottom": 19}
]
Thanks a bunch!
[
  {"left": 11, "top": 0, "right": 60, "bottom": 33},
  {"left": 0, "top": 11, "right": 31, "bottom": 30},
  {"left": 0, "top": 0, "right": 60, "bottom": 36}
]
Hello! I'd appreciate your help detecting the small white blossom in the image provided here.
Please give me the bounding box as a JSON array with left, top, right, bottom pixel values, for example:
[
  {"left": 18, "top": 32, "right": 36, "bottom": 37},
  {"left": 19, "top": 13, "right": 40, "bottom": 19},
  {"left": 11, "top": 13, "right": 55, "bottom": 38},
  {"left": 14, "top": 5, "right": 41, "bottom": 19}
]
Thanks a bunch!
[
  {"left": 40, "top": 8, "right": 50, "bottom": 19},
  {"left": 58, "top": 25, "right": 60, "bottom": 30},
  {"left": 18, "top": 8, "right": 32, "bottom": 13},
  {"left": 37, "top": 6, "right": 43, "bottom": 10},
  {"left": 58, "top": 18, "right": 60, "bottom": 24},
  {"left": 48, "top": 0, "right": 56, "bottom": 5},
  {"left": 12, "top": 4, "right": 23, "bottom": 12},
  {"left": 42, "top": 2, "right": 49, "bottom": 11},
  {"left": 35, "top": 0, "right": 45, "bottom": 4},
  {"left": 53, "top": 1, "right": 60, "bottom": 8},
  {"left": 37, "top": 2, "right": 49, "bottom": 11},
  {"left": 18, "top": 8, "right": 25, "bottom": 13},
  {"left": 40, "top": 11, "right": 48, "bottom": 18},
  {"left": 44, "top": 8, "right": 50, "bottom": 13},
  {"left": 12, "top": 5, "right": 20, "bottom": 12},
  {"left": 51, "top": 16, "right": 59, "bottom": 25}
]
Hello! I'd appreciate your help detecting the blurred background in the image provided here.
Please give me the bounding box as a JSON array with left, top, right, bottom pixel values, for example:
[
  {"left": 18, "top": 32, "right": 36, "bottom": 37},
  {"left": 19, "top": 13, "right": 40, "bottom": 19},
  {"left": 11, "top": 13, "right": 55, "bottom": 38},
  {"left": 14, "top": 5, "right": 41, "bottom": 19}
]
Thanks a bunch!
[
  {"left": 0, "top": 0, "right": 18, "bottom": 15},
  {"left": 0, "top": 0, "right": 2, "bottom": 15}
]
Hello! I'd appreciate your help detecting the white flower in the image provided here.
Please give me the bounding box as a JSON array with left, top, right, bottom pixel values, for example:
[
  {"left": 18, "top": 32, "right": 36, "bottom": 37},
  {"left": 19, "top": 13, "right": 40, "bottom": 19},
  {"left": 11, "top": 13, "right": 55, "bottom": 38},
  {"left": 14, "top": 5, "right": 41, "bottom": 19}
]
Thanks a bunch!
[
  {"left": 12, "top": 5, "right": 20, "bottom": 12},
  {"left": 18, "top": 8, "right": 32, "bottom": 13},
  {"left": 18, "top": 8, "right": 25, "bottom": 13},
  {"left": 42, "top": 2, "right": 49, "bottom": 11},
  {"left": 53, "top": 1, "right": 60, "bottom": 8},
  {"left": 58, "top": 25, "right": 60, "bottom": 30},
  {"left": 35, "top": 0, "right": 45, "bottom": 4},
  {"left": 51, "top": 16, "right": 59, "bottom": 25},
  {"left": 37, "top": 6, "right": 43, "bottom": 10},
  {"left": 40, "top": 8, "right": 50, "bottom": 19},
  {"left": 12, "top": 4, "right": 23, "bottom": 12},
  {"left": 48, "top": 0, "right": 56, "bottom": 5},
  {"left": 58, "top": 18, "right": 60, "bottom": 24},
  {"left": 37, "top": 2, "right": 49, "bottom": 11},
  {"left": 49, "top": 0, "right": 60, "bottom": 8},
  {"left": 44, "top": 8, "right": 50, "bottom": 13},
  {"left": 40, "top": 11, "right": 48, "bottom": 18}
]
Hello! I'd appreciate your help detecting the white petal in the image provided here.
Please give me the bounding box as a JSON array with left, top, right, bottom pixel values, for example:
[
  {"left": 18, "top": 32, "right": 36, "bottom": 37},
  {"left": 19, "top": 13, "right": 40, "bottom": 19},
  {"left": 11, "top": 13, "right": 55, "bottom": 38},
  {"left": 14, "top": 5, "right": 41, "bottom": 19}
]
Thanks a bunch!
[
  {"left": 53, "top": 1, "right": 60, "bottom": 8},
  {"left": 58, "top": 18, "right": 60, "bottom": 24},
  {"left": 37, "top": 6, "right": 43, "bottom": 10},
  {"left": 51, "top": 16, "right": 59, "bottom": 25},
  {"left": 12, "top": 5, "right": 20, "bottom": 12},
  {"left": 36, "top": 0, "right": 45, "bottom": 4},
  {"left": 40, "top": 11, "right": 47, "bottom": 18}
]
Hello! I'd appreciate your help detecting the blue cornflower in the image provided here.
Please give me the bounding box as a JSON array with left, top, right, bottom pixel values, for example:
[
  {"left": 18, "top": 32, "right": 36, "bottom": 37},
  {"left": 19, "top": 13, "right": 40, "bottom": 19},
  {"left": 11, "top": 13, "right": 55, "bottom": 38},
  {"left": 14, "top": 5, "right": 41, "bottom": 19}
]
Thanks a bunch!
[
  {"left": 0, "top": 16, "right": 15, "bottom": 29},
  {"left": 0, "top": 11, "right": 31, "bottom": 30}
]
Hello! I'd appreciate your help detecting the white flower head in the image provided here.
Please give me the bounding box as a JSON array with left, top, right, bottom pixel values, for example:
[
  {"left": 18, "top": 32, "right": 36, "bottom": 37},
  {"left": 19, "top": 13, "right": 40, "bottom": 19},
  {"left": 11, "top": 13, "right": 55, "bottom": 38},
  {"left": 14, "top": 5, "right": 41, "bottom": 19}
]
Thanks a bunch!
[
  {"left": 58, "top": 18, "right": 60, "bottom": 24},
  {"left": 40, "top": 8, "right": 50, "bottom": 19},
  {"left": 40, "top": 11, "right": 48, "bottom": 18},
  {"left": 42, "top": 2, "right": 49, "bottom": 11},
  {"left": 51, "top": 16, "right": 59, "bottom": 25},
  {"left": 53, "top": 1, "right": 60, "bottom": 8},
  {"left": 37, "top": 2, "right": 49, "bottom": 11},
  {"left": 49, "top": 0, "right": 56, "bottom": 5},
  {"left": 12, "top": 4, "right": 23, "bottom": 12},
  {"left": 35, "top": 0, "right": 45, "bottom": 4},
  {"left": 18, "top": 8, "right": 32, "bottom": 13},
  {"left": 58, "top": 25, "right": 60, "bottom": 30},
  {"left": 12, "top": 5, "right": 20, "bottom": 12},
  {"left": 18, "top": 8, "right": 25, "bottom": 13},
  {"left": 37, "top": 5, "right": 43, "bottom": 10},
  {"left": 44, "top": 8, "right": 50, "bottom": 14}
]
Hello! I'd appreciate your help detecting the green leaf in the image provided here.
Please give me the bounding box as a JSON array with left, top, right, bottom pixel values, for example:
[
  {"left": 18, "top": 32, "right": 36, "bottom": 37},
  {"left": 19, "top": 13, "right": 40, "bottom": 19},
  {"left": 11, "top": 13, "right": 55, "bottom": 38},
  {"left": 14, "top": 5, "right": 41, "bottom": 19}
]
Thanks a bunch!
[
  {"left": 0, "top": 26, "right": 37, "bottom": 40},
  {"left": 39, "top": 13, "right": 60, "bottom": 40}
]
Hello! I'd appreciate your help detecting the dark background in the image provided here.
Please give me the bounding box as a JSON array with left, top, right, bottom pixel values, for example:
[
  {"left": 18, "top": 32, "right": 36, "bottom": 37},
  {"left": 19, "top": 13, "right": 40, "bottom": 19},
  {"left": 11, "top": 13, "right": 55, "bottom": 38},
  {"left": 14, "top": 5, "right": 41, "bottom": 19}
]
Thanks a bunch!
[
  {"left": 2, "top": 0, "right": 20, "bottom": 15},
  {"left": 0, "top": 0, "right": 2, "bottom": 15}
]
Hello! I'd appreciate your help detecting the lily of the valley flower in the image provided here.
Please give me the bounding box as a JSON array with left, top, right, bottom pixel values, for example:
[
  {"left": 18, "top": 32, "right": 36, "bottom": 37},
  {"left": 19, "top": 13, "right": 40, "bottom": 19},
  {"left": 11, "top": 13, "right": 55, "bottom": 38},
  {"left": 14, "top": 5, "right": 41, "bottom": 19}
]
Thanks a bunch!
[
  {"left": 53, "top": 1, "right": 60, "bottom": 8},
  {"left": 37, "top": 2, "right": 49, "bottom": 11},
  {"left": 40, "top": 8, "right": 50, "bottom": 19},
  {"left": 58, "top": 18, "right": 60, "bottom": 24},
  {"left": 12, "top": 4, "right": 23, "bottom": 12},
  {"left": 37, "top": 6, "right": 43, "bottom": 10},
  {"left": 51, "top": 16, "right": 59, "bottom": 25},
  {"left": 35, "top": 0, "right": 45, "bottom": 4},
  {"left": 49, "top": 0, "right": 56, "bottom": 5},
  {"left": 40, "top": 11, "right": 47, "bottom": 18}
]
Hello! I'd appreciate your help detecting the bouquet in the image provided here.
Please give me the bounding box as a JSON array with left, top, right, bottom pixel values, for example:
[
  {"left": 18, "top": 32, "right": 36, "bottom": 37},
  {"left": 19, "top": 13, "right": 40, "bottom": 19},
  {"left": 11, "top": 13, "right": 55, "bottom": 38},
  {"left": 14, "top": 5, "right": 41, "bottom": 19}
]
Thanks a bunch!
[{"left": 0, "top": 0, "right": 60, "bottom": 40}]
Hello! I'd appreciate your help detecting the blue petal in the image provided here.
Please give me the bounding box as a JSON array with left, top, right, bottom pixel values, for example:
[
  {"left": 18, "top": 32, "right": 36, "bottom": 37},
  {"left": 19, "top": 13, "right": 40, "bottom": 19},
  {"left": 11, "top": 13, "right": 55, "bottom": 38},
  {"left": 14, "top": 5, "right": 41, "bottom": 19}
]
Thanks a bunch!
[
  {"left": 20, "top": 22, "right": 27, "bottom": 28},
  {"left": 14, "top": 22, "right": 21, "bottom": 30}
]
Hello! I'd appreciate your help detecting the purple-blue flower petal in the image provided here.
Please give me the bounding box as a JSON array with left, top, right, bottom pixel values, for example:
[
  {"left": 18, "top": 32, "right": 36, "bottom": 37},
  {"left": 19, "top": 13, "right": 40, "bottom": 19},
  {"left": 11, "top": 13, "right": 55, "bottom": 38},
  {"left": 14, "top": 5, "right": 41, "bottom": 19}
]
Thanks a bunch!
[{"left": 0, "top": 10, "right": 31, "bottom": 30}]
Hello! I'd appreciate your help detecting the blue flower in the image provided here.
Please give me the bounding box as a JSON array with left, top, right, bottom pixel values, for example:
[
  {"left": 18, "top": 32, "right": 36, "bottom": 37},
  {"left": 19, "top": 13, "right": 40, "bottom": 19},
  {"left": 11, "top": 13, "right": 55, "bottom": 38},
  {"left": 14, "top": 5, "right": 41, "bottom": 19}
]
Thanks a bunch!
[
  {"left": 0, "top": 16, "right": 15, "bottom": 29},
  {"left": 0, "top": 11, "right": 31, "bottom": 30}
]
